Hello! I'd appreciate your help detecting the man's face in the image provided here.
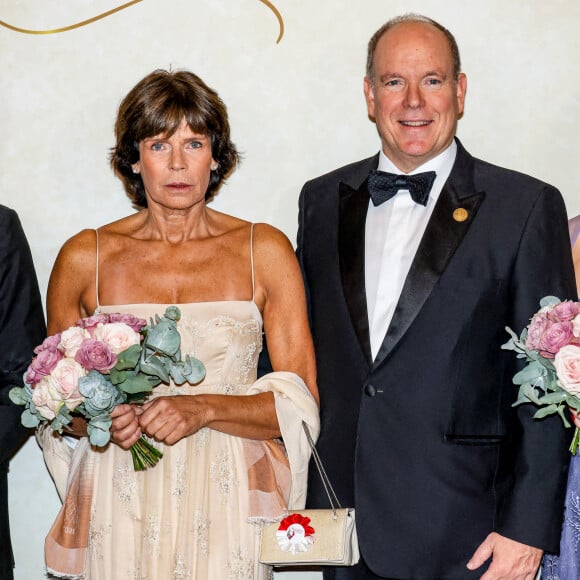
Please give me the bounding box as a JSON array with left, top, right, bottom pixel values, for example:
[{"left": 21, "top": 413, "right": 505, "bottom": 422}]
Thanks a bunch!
[{"left": 364, "top": 21, "right": 467, "bottom": 173}]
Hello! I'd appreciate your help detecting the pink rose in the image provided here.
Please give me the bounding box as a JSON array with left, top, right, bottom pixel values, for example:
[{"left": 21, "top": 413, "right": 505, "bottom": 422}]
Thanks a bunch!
[
  {"left": 31, "top": 378, "right": 63, "bottom": 420},
  {"left": 539, "top": 321, "right": 575, "bottom": 358},
  {"left": 555, "top": 345, "right": 580, "bottom": 395},
  {"left": 75, "top": 339, "right": 117, "bottom": 371},
  {"left": 33, "top": 333, "right": 62, "bottom": 354},
  {"left": 76, "top": 314, "right": 111, "bottom": 336},
  {"left": 94, "top": 322, "right": 140, "bottom": 355},
  {"left": 26, "top": 348, "right": 64, "bottom": 386},
  {"left": 107, "top": 313, "right": 146, "bottom": 333},
  {"left": 48, "top": 358, "right": 86, "bottom": 409},
  {"left": 525, "top": 313, "right": 551, "bottom": 352},
  {"left": 550, "top": 301, "right": 580, "bottom": 322},
  {"left": 59, "top": 327, "right": 90, "bottom": 357}
]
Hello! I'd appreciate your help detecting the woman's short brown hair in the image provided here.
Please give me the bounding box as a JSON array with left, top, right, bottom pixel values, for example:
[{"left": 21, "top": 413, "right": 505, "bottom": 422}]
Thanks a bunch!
[{"left": 110, "top": 69, "right": 239, "bottom": 208}]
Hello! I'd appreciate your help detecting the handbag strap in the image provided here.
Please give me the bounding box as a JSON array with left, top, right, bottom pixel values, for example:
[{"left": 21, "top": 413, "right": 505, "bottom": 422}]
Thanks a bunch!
[{"left": 302, "top": 421, "right": 342, "bottom": 514}]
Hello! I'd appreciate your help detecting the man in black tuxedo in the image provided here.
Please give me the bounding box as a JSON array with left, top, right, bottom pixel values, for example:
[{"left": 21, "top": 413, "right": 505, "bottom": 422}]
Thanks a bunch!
[
  {"left": 0, "top": 205, "right": 45, "bottom": 579},
  {"left": 299, "top": 14, "right": 577, "bottom": 580}
]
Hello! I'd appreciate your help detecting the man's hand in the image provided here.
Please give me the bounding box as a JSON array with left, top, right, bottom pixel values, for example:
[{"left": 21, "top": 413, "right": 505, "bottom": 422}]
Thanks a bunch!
[{"left": 467, "top": 532, "right": 542, "bottom": 580}]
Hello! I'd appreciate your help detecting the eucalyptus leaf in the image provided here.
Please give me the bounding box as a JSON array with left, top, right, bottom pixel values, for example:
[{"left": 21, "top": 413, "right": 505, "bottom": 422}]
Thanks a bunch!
[
  {"left": 512, "top": 362, "right": 545, "bottom": 385},
  {"left": 109, "top": 368, "right": 128, "bottom": 385},
  {"left": 537, "top": 391, "right": 569, "bottom": 405},
  {"left": 114, "top": 344, "right": 141, "bottom": 370},
  {"left": 139, "top": 355, "right": 170, "bottom": 383},
  {"left": 501, "top": 337, "right": 517, "bottom": 351},
  {"left": 87, "top": 419, "right": 112, "bottom": 447},
  {"left": 512, "top": 386, "right": 533, "bottom": 407},
  {"left": 541, "top": 373, "right": 561, "bottom": 392},
  {"left": 21, "top": 409, "right": 39, "bottom": 428},
  {"left": 503, "top": 326, "right": 519, "bottom": 343},
  {"left": 182, "top": 356, "right": 206, "bottom": 384},
  {"left": 51, "top": 415, "right": 70, "bottom": 432},
  {"left": 557, "top": 406, "right": 572, "bottom": 429},
  {"left": 170, "top": 356, "right": 206, "bottom": 385},
  {"left": 117, "top": 373, "right": 160, "bottom": 395},
  {"left": 522, "top": 383, "right": 542, "bottom": 405},
  {"left": 533, "top": 404, "right": 559, "bottom": 419},
  {"left": 170, "top": 363, "right": 186, "bottom": 385},
  {"left": 539, "top": 296, "right": 561, "bottom": 308},
  {"left": 9, "top": 386, "right": 29, "bottom": 405},
  {"left": 144, "top": 326, "right": 180, "bottom": 357}
]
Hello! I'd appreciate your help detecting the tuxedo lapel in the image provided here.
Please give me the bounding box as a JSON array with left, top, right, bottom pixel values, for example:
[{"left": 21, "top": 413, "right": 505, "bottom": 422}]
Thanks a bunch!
[
  {"left": 373, "top": 141, "right": 485, "bottom": 369},
  {"left": 338, "top": 157, "right": 378, "bottom": 366}
]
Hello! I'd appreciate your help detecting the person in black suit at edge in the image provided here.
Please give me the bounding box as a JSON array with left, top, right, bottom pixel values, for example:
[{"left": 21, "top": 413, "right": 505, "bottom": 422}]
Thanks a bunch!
[
  {"left": 297, "top": 13, "right": 577, "bottom": 580},
  {"left": 0, "top": 205, "right": 45, "bottom": 579}
]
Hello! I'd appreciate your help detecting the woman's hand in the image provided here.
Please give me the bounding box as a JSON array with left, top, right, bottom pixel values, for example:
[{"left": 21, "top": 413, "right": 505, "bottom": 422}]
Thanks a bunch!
[
  {"left": 138, "top": 395, "right": 210, "bottom": 446},
  {"left": 110, "top": 404, "right": 142, "bottom": 450}
]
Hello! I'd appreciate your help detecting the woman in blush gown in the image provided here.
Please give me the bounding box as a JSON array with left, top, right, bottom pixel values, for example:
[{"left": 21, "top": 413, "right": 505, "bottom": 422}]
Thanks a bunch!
[
  {"left": 38, "top": 69, "right": 319, "bottom": 580},
  {"left": 542, "top": 214, "right": 580, "bottom": 580}
]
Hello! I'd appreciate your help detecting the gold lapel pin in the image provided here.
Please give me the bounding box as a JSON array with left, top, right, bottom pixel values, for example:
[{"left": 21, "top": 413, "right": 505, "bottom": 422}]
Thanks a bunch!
[{"left": 453, "top": 208, "right": 469, "bottom": 222}]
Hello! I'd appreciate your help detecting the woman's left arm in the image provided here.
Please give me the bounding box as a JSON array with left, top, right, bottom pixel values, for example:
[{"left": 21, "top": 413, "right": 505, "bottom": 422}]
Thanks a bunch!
[{"left": 139, "top": 224, "right": 318, "bottom": 445}]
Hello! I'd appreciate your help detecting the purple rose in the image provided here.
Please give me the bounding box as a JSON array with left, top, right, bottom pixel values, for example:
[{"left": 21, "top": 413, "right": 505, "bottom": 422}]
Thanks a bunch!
[
  {"left": 26, "top": 348, "right": 64, "bottom": 386},
  {"left": 75, "top": 339, "right": 117, "bottom": 372},
  {"left": 539, "top": 321, "right": 575, "bottom": 358},
  {"left": 550, "top": 301, "right": 580, "bottom": 322},
  {"left": 33, "top": 333, "right": 62, "bottom": 354},
  {"left": 76, "top": 314, "right": 111, "bottom": 336},
  {"left": 107, "top": 313, "right": 147, "bottom": 333},
  {"left": 525, "top": 312, "right": 551, "bottom": 352}
]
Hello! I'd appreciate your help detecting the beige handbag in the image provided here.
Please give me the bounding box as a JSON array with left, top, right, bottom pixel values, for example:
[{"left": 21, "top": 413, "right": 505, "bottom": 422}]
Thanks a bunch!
[{"left": 259, "top": 423, "right": 360, "bottom": 567}]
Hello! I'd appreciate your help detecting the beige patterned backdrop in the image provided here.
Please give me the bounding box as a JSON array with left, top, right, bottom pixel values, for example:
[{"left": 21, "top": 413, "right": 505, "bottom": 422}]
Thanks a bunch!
[{"left": 2, "top": 1, "right": 579, "bottom": 578}]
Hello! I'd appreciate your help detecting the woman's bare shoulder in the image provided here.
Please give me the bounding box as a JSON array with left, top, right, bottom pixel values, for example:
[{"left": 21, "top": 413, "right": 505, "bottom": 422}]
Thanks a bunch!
[
  {"left": 55, "top": 212, "right": 140, "bottom": 269},
  {"left": 56, "top": 228, "right": 97, "bottom": 265},
  {"left": 252, "top": 222, "right": 295, "bottom": 257}
]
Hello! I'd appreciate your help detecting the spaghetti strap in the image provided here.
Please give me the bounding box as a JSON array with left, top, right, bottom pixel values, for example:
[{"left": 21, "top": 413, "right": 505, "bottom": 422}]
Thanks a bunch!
[
  {"left": 94, "top": 229, "right": 101, "bottom": 314},
  {"left": 250, "top": 223, "right": 256, "bottom": 302}
]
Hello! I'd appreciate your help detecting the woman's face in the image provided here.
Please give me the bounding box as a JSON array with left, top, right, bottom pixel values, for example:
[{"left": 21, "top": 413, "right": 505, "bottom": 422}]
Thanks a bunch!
[{"left": 132, "top": 118, "right": 217, "bottom": 211}]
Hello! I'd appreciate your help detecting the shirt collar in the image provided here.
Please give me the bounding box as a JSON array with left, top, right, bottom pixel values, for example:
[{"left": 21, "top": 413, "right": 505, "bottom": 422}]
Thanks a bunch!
[
  {"left": 377, "top": 140, "right": 457, "bottom": 202},
  {"left": 378, "top": 140, "right": 457, "bottom": 174}
]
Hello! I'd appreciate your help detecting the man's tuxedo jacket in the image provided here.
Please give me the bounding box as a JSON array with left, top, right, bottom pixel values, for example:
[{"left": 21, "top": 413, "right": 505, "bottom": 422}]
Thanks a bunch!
[
  {"left": 298, "top": 140, "right": 577, "bottom": 579},
  {"left": 0, "top": 206, "right": 45, "bottom": 579}
]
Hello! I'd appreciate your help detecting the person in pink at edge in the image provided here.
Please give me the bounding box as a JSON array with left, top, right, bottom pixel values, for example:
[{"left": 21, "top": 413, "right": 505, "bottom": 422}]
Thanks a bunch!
[{"left": 542, "top": 214, "right": 580, "bottom": 580}]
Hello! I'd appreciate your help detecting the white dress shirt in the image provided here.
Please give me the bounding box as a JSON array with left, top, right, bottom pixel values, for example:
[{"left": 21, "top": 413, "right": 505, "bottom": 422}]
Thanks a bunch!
[{"left": 365, "top": 141, "right": 457, "bottom": 359}]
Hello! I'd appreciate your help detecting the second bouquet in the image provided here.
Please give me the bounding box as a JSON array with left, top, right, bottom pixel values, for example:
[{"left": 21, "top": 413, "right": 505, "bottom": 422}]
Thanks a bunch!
[{"left": 10, "top": 306, "right": 205, "bottom": 470}]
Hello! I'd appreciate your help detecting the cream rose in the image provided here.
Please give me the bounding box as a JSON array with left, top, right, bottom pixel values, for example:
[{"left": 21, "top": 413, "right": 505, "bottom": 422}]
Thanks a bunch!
[
  {"left": 31, "top": 378, "right": 64, "bottom": 420},
  {"left": 48, "top": 358, "right": 86, "bottom": 410},
  {"left": 59, "top": 326, "right": 90, "bottom": 357},
  {"left": 94, "top": 322, "right": 140, "bottom": 355},
  {"left": 555, "top": 344, "right": 580, "bottom": 395}
]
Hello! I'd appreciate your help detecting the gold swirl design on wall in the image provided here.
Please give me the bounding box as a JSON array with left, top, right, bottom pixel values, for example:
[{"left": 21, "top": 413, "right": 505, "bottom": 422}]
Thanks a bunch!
[
  {"left": 0, "top": 0, "right": 144, "bottom": 35},
  {"left": 0, "top": 0, "right": 285, "bottom": 42},
  {"left": 258, "top": 0, "right": 284, "bottom": 43}
]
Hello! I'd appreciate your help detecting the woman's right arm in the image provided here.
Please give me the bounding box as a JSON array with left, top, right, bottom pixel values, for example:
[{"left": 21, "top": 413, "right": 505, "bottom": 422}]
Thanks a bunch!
[
  {"left": 46, "top": 229, "right": 97, "bottom": 334},
  {"left": 46, "top": 229, "right": 141, "bottom": 446}
]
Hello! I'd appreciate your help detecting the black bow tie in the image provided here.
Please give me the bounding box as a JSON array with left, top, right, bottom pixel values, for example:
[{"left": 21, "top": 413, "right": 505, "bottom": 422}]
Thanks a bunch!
[{"left": 367, "top": 169, "right": 437, "bottom": 207}]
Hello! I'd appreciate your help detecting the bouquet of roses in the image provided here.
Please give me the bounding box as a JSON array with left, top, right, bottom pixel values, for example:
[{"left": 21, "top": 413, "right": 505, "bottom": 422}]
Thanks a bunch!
[
  {"left": 9, "top": 306, "right": 205, "bottom": 470},
  {"left": 503, "top": 296, "right": 580, "bottom": 453}
]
